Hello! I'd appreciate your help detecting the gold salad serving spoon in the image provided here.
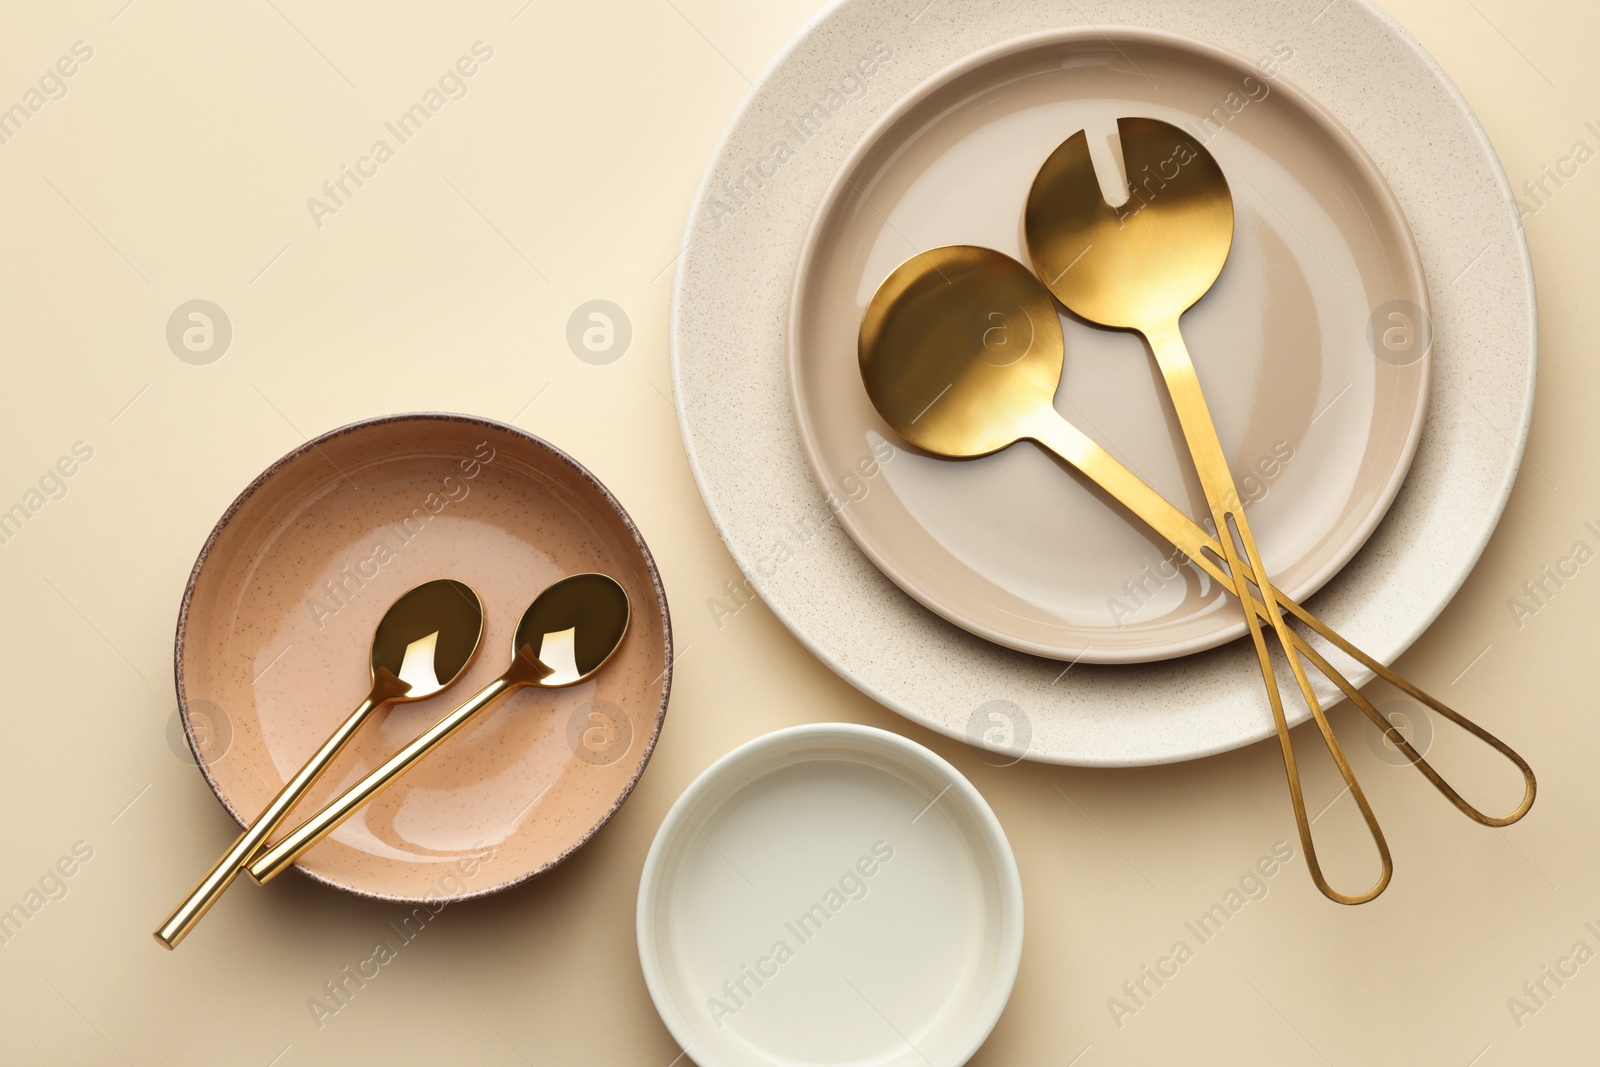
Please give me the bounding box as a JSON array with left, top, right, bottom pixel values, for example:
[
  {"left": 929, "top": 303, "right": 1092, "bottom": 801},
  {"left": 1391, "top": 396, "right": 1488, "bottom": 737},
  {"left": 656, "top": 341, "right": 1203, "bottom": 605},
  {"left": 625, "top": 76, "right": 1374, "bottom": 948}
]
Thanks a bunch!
[
  {"left": 860, "top": 242, "right": 1535, "bottom": 904},
  {"left": 247, "top": 572, "right": 631, "bottom": 885},
  {"left": 1028, "top": 116, "right": 1395, "bottom": 902},
  {"left": 156, "top": 579, "right": 486, "bottom": 948}
]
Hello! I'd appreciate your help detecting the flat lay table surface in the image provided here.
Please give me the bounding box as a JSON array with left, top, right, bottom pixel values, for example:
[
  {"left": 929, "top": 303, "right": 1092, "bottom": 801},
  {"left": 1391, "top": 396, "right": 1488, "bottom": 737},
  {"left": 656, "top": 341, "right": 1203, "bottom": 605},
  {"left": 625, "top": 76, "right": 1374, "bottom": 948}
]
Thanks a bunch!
[{"left": 0, "top": 1, "right": 1596, "bottom": 1064}]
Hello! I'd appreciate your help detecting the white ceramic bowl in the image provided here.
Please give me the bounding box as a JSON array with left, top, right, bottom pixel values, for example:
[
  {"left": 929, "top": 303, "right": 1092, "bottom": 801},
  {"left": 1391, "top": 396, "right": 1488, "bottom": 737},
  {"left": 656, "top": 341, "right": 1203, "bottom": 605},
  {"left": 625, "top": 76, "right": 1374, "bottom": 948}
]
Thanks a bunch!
[{"left": 636, "top": 724, "right": 1024, "bottom": 1066}]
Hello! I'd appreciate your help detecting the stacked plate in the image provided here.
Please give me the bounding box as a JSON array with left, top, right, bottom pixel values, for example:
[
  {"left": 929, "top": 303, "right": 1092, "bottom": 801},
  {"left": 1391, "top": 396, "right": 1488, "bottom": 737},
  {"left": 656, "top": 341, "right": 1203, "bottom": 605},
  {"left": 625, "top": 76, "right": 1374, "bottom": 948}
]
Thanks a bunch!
[{"left": 670, "top": 0, "right": 1533, "bottom": 768}]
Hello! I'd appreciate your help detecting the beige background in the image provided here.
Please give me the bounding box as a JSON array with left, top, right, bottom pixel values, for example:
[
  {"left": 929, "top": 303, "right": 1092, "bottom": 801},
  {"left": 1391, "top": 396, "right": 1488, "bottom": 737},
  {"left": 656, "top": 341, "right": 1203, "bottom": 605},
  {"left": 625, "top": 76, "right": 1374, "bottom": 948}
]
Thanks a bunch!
[{"left": 0, "top": 0, "right": 1594, "bottom": 1063}]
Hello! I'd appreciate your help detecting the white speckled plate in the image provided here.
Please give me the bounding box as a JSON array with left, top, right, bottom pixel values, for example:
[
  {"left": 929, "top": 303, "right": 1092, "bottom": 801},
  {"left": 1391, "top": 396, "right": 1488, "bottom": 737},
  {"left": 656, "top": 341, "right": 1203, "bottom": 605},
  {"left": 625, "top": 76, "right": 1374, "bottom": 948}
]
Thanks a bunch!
[{"left": 670, "top": 0, "right": 1535, "bottom": 766}]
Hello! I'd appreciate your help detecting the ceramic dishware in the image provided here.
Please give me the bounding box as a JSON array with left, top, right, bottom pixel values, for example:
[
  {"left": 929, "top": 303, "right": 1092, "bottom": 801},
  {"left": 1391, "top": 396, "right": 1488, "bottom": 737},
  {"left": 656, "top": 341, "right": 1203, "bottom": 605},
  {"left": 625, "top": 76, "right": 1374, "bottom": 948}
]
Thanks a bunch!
[
  {"left": 788, "top": 30, "right": 1431, "bottom": 665},
  {"left": 176, "top": 413, "right": 670, "bottom": 901},
  {"left": 638, "top": 723, "right": 1023, "bottom": 1067},
  {"left": 675, "top": 11, "right": 1534, "bottom": 764}
]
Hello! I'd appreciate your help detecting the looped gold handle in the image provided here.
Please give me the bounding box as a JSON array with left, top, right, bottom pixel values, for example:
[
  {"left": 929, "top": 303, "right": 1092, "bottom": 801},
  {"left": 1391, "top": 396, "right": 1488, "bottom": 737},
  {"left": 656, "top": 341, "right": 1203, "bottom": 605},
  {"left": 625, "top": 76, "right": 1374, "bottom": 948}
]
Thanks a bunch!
[
  {"left": 1269, "top": 588, "right": 1537, "bottom": 828},
  {"left": 1220, "top": 525, "right": 1392, "bottom": 906},
  {"left": 1216, "top": 545, "right": 1535, "bottom": 904},
  {"left": 1133, "top": 321, "right": 1393, "bottom": 903}
]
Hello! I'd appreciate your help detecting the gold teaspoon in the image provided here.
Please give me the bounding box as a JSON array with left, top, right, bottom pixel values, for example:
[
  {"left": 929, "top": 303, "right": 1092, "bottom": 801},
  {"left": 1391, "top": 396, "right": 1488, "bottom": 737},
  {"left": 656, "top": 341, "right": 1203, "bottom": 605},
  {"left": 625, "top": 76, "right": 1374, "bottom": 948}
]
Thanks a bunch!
[{"left": 155, "top": 579, "right": 485, "bottom": 948}]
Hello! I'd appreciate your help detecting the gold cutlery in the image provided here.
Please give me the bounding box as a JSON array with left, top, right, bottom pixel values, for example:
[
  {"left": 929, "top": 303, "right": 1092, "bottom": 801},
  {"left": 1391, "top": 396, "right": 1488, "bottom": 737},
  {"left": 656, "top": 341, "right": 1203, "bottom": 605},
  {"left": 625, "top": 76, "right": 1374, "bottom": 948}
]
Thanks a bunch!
[
  {"left": 1026, "top": 117, "right": 1392, "bottom": 902},
  {"left": 860, "top": 244, "right": 1535, "bottom": 902},
  {"left": 246, "top": 572, "right": 631, "bottom": 885},
  {"left": 156, "top": 579, "right": 485, "bottom": 948}
]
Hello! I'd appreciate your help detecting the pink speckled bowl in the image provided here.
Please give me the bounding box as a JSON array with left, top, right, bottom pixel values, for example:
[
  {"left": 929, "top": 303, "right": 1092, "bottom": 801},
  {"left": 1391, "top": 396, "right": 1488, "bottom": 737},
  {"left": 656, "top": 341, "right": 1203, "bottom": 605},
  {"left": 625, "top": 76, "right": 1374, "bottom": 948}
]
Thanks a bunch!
[{"left": 175, "top": 413, "right": 671, "bottom": 902}]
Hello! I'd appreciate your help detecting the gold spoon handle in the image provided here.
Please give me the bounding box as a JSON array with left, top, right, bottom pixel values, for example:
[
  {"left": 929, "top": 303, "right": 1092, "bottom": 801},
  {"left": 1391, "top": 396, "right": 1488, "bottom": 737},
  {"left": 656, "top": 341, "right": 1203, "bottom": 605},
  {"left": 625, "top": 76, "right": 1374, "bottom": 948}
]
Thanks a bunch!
[
  {"left": 1184, "top": 557, "right": 1532, "bottom": 825},
  {"left": 247, "top": 676, "right": 516, "bottom": 885},
  {"left": 1139, "top": 322, "right": 1390, "bottom": 903},
  {"left": 1030, "top": 405, "right": 1531, "bottom": 899},
  {"left": 1266, "top": 589, "right": 1535, "bottom": 827},
  {"left": 154, "top": 693, "right": 387, "bottom": 949}
]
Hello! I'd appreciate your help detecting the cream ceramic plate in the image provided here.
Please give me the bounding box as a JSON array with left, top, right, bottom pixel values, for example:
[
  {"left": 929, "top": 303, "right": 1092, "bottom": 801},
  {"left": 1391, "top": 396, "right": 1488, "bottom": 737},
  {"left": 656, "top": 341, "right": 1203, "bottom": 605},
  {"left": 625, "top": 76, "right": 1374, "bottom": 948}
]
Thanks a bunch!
[
  {"left": 791, "top": 29, "right": 1429, "bottom": 663},
  {"left": 671, "top": 0, "right": 1535, "bottom": 765},
  {"left": 636, "top": 724, "right": 1023, "bottom": 1067},
  {"left": 176, "top": 413, "right": 671, "bottom": 901}
]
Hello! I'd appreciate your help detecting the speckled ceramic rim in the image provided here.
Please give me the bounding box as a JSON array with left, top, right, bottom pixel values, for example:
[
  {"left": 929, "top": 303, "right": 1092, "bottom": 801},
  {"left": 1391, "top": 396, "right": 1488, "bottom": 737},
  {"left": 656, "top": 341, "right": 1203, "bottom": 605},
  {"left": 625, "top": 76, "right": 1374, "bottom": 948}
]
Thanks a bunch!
[
  {"left": 636, "top": 723, "right": 1024, "bottom": 1067},
  {"left": 787, "top": 25, "right": 1432, "bottom": 663},
  {"left": 173, "top": 411, "right": 673, "bottom": 903},
  {"left": 670, "top": 0, "right": 1535, "bottom": 766}
]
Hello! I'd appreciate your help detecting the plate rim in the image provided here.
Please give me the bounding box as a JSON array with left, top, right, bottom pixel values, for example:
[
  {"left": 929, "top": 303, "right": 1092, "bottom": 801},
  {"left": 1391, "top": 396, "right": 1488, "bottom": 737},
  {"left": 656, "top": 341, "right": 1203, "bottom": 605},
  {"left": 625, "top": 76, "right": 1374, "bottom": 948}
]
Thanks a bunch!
[
  {"left": 784, "top": 23, "right": 1434, "bottom": 663},
  {"left": 634, "top": 721, "right": 1024, "bottom": 1067},
  {"left": 669, "top": 0, "right": 1537, "bottom": 766},
  {"left": 173, "top": 410, "right": 674, "bottom": 903}
]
